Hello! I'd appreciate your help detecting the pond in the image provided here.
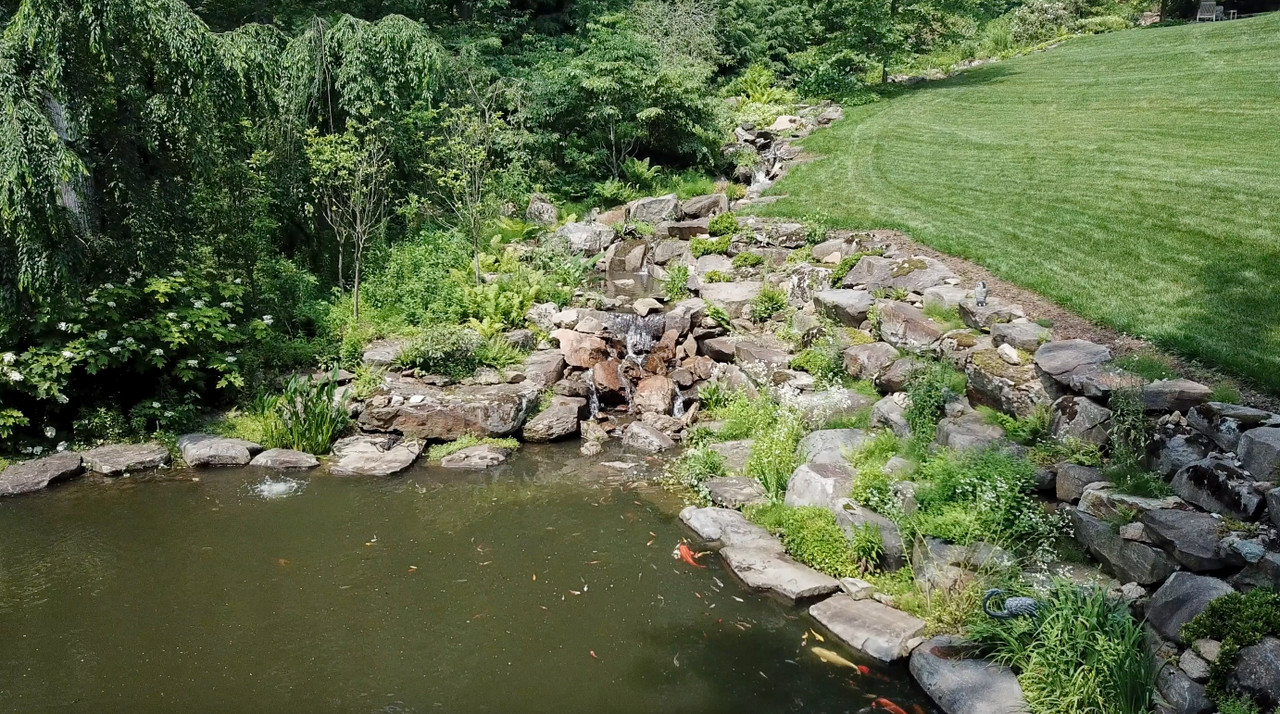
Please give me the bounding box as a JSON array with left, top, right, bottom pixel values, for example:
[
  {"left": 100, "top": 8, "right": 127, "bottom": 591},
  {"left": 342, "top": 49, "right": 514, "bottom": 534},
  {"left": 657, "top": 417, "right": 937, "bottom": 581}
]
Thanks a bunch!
[{"left": 0, "top": 443, "right": 933, "bottom": 714}]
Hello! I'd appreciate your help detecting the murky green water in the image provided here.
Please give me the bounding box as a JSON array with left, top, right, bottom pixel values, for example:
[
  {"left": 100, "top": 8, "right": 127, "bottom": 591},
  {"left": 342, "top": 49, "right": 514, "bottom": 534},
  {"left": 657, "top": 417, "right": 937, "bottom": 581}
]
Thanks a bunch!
[{"left": 0, "top": 444, "right": 931, "bottom": 714}]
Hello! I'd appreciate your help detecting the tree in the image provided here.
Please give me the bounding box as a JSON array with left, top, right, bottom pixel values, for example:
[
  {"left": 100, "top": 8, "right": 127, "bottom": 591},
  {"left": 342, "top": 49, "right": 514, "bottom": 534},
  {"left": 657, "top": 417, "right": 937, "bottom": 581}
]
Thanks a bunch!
[
  {"left": 305, "top": 123, "right": 392, "bottom": 320},
  {"left": 817, "top": 0, "right": 976, "bottom": 83}
]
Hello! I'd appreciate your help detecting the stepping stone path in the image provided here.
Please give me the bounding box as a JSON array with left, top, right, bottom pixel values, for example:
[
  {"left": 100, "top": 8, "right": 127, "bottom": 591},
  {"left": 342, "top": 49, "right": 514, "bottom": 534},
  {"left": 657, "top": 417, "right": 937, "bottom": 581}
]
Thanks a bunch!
[
  {"left": 329, "top": 435, "right": 422, "bottom": 477},
  {"left": 249, "top": 448, "right": 320, "bottom": 470},
  {"left": 82, "top": 442, "right": 171, "bottom": 476},
  {"left": 178, "top": 434, "right": 263, "bottom": 467},
  {"left": 0, "top": 452, "right": 83, "bottom": 496},
  {"left": 809, "top": 595, "right": 925, "bottom": 662}
]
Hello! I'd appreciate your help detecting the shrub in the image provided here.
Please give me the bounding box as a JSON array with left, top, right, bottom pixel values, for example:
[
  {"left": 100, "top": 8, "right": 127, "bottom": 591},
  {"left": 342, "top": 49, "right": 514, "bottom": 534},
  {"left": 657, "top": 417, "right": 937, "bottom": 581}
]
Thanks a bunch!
[
  {"left": 664, "top": 445, "right": 726, "bottom": 488},
  {"left": 745, "top": 411, "right": 804, "bottom": 497},
  {"left": 690, "top": 235, "right": 731, "bottom": 257},
  {"left": 1182, "top": 588, "right": 1280, "bottom": 706},
  {"left": 750, "top": 285, "right": 788, "bottom": 322},
  {"left": 732, "top": 251, "right": 764, "bottom": 268},
  {"left": 707, "top": 212, "right": 739, "bottom": 237},
  {"left": 1028, "top": 437, "right": 1103, "bottom": 467},
  {"left": 747, "top": 503, "right": 877, "bottom": 577},
  {"left": 476, "top": 335, "right": 528, "bottom": 370},
  {"left": 904, "top": 360, "right": 967, "bottom": 445},
  {"left": 969, "top": 580, "right": 1155, "bottom": 714},
  {"left": 1107, "top": 462, "right": 1173, "bottom": 498},
  {"left": 703, "top": 270, "right": 734, "bottom": 283},
  {"left": 361, "top": 230, "right": 469, "bottom": 327},
  {"left": 789, "top": 334, "right": 846, "bottom": 387},
  {"left": 663, "top": 265, "right": 692, "bottom": 301},
  {"left": 704, "top": 303, "right": 733, "bottom": 330},
  {"left": 849, "top": 431, "right": 906, "bottom": 515},
  {"left": 394, "top": 326, "right": 483, "bottom": 380},
  {"left": 979, "top": 405, "right": 1050, "bottom": 446},
  {"left": 261, "top": 372, "right": 350, "bottom": 454}
]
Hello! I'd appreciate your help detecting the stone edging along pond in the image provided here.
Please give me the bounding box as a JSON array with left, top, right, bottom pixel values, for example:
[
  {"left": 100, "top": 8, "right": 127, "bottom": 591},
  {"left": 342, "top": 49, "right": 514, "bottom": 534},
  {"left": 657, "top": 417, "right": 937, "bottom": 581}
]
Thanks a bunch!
[{"left": 5, "top": 102, "right": 1280, "bottom": 713}]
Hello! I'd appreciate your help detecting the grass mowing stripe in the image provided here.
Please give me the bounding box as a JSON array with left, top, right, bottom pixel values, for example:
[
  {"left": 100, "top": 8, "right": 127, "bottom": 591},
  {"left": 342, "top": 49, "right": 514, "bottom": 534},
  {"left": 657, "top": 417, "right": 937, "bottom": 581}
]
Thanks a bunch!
[{"left": 757, "top": 15, "right": 1280, "bottom": 392}]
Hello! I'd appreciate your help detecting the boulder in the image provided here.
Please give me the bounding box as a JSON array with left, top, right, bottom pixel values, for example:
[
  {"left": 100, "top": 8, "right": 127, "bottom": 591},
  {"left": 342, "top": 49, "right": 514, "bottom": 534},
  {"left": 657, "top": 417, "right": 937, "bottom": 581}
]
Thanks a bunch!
[
  {"left": 525, "top": 193, "right": 558, "bottom": 226},
  {"left": 665, "top": 218, "right": 711, "bottom": 239},
  {"left": 965, "top": 348, "right": 1051, "bottom": 419},
  {"left": 652, "top": 239, "right": 692, "bottom": 266},
  {"left": 814, "top": 290, "right": 874, "bottom": 326},
  {"left": 680, "top": 193, "right": 728, "bottom": 218},
  {"left": 358, "top": 380, "right": 539, "bottom": 441},
  {"left": 550, "top": 329, "right": 609, "bottom": 369},
  {"left": 679, "top": 506, "right": 783, "bottom": 552},
  {"left": 934, "top": 413, "right": 1006, "bottom": 452},
  {"left": 1144, "top": 379, "right": 1212, "bottom": 414},
  {"left": 329, "top": 435, "right": 422, "bottom": 477},
  {"left": 1239, "top": 426, "right": 1280, "bottom": 480},
  {"left": 1171, "top": 455, "right": 1266, "bottom": 521},
  {"left": 1033, "top": 339, "right": 1113, "bottom": 384},
  {"left": 1271, "top": 487, "right": 1280, "bottom": 528},
  {"left": 709, "top": 439, "right": 754, "bottom": 473},
  {"left": 784, "top": 462, "right": 854, "bottom": 513},
  {"left": 664, "top": 298, "right": 707, "bottom": 336},
  {"left": 556, "top": 221, "right": 616, "bottom": 254},
  {"left": 875, "top": 358, "right": 923, "bottom": 394},
  {"left": 1157, "top": 661, "right": 1214, "bottom": 714},
  {"left": 959, "top": 299, "right": 1024, "bottom": 330},
  {"left": 634, "top": 375, "right": 677, "bottom": 415},
  {"left": 809, "top": 595, "right": 926, "bottom": 662},
  {"left": 879, "top": 302, "right": 944, "bottom": 354},
  {"left": 522, "top": 350, "right": 567, "bottom": 389},
  {"left": 1140, "top": 509, "right": 1239, "bottom": 572},
  {"left": 721, "top": 546, "right": 842, "bottom": 602},
  {"left": 1072, "top": 509, "right": 1176, "bottom": 585},
  {"left": 1146, "top": 572, "right": 1234, "bottom": 644},
  {"left": 1157, "top": 433, "right": 1212, "bottom": 478},
  {"left": 837, "top": 500, "right": 906, "bottom": 568},
  {"left": 1056, "top": 464, "right": 1108, "bottom": 502},
  {"left": 909, "top": 636, "right": 1029, "bottom": 714},
  {"left": 1050, "top": 395, "right": 1112, "bottom": 447},
  {"left": 923, "top": 285, "right": 970, "bottom": 311},
  {"left": 1228, "top": 637, "right": 1280, "bottom": 710},
  {"left": 505, "top": 328, "right": 537, "bottom": 351},
  {"left": 1188, "top": 402, "right": 1280, "bottom": 452},
  {"left": 0, "top": 452, "right": 83, "bottom": 496},
  {"left": 872, "top": 395, "right": 911, "bottom": 438},
  {"left": 611, "top": 240, "right": 650, "bottom": 273},
  {"left": 629, "top": 194, "right": 680, "bottom": 224},
  {"left": 361, "top": 338, "right": 410, "bottom": 366},
  {"left": 699, "top": 281, "right": 762, "bottom": 317},
  {"left": 1059, "top": 365, "right": 1146, "bottom": 401},
  {"left": 703, "top": 476, "right": 768, "bottom": 508},
  {"left": 798, "top": 429, "right": 869, "bottom": 466},
  {"left": 1232, "top": 551, "right": 1280, "bottom": 591},
  {"left": 913, "top": 538, "right": 1016, "bottom": 593},
  {"left": 249, "top": 448, "right": 319, "bottom": 470},
  {"left": 440, "top": 444, "right": 513, "bottom": 469},
  {"left": 842, "top": 255, "right": 957, "bottom": 293},
  {"left": 734, "top": 341, "right": 791, "bottom": 370},
  {"left": 843, "top": 342, "right": 900, "bottom": 380},
  {"left": 522, "top": 405, "right": 581, "bottom": 442},
  {"left": 695, "top": 253, "right": 734, "bottom": 277},
  {"left": 178, "top": 434, "right": 262, "bottom": 467},
  {"left": 990, "top": 322, "right": 1051, "bottom": 352},
  {"left": 525, "top": 303, "right": 559, "bottom": 333},
  {"left": 622, "top": 422, "right": 676, "bottom": 453},
  {"left": 82, "top": 442, "right": 171, "bottom": 475},
  {"left": 787, "top": 265, "right": 834, "bottom": 305},
  {"left": 1077, "top": 486, "right": 1187, "bottom": 519}
]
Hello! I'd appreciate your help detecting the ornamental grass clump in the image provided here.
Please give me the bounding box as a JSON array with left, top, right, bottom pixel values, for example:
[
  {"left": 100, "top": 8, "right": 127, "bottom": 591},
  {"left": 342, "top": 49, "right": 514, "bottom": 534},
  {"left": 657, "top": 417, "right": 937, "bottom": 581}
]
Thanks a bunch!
[
  {"left": 967, "top": 580, "right": 1155, "bottom": 714},
  {"left": 747, "top": 503, "right": 881, "bottom": 577},
  {"left": 262, "top": 372, "right": 349, "bottom": 454}
]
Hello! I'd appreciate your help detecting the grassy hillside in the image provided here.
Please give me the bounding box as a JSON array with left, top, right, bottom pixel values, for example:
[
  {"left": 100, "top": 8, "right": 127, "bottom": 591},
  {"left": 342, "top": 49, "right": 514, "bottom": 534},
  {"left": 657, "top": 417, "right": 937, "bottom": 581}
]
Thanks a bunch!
[{"left": 759, "top": 15, "right": 1280, "bottom": 392}]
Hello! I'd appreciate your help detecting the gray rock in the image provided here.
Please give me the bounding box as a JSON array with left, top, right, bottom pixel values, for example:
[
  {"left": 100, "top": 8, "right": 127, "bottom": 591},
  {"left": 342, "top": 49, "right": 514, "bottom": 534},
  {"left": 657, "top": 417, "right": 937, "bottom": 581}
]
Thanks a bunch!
[
  {"left": 1239, "top": 426, "right": 1280, "bottom": 480},
  {"left": 702, "top": 476, "right": 768, "bottom": 508},
  {"left": 788, "top": 265, "right": 834, "bottom": 305},
  {"left": 694, "top": 253, "right": 734, "bottom": 277},
  {"left": 909, "top": 636, "right": 1029, "bottom": 714},
  {"left": 1144, "top": 379, "right": 1212, "bottom": 414},
  {"left": 923, "top": 285, "right": 970, "bottom": 311},
  {"left": 990, "top": 322, "right": 1051, "bottom": 352},
  {"left": 652, "top": 239, "right": 691, "bottom": 266},
  {"left": 699, "top": 336, "right": 739, "bottom": 362},
  {"left": 1171, "top": 455, "right": 1266, "bottom": 521},
  {"left": 814, "top": 289, "right": 875, "bottom": 326},
  {"left": 809, "top": 595, "right": 926, "bottom": 662},
  {"left": 934, "top": 412, "right": 1006, "bottom": 452},
  {"left": 836, "top": 500, "right": 906, "bottom": 569},
  {"left": 0, "top": 452, "right": 83, "bottom": 496},
  {"left": 1060, "top": 365, "right": 1147, "bottom": 401},
  {"left": 874, "top": 357, "right": 922, "bottom": 394},
  {"left": 81, "top": 442, "right": 171, "bottom": 475},
  {"left": 178, "top": 434, "right": 263, "bottom": 467},
  {"left": 1056, "top": 464, "right": 1108, "bottom": 502},
  {"left": 361, "top": 338, "right": 410, "bottom": 366},
  {"left": 1179, "top": 649, "right": 1211, "bottom": 682},
  {"left": 959, "top": 298, "right": 1024, "bottom": 330},
  {"left": 664, "top": 218, "right": 711, "bottom": 239},
  {"left": 359, "top": 380, "right": 540, "bottom": 441},
  {"left": 698, "top": 281, "right": 762, "bottom": 317},
  {"left": 1033, "top": 339, "right": 1113, "bottom": 383},
  {"left": 556, "top": 221, "right": 616, "bottom": 254},
  {"left": 843, "top": 342, "right": 900, "bottom": 381},
  {"left": 788, "top": 389, "right": 876, "bottom": 429},
  {"left": 1187, "top": 402, "right": 1280, "bottom": 452},
  {"left": 1229, "top": 637, "right": 1280, "bottom": 709},
  {"left": 525, "top": 193, "right": 558, "bottom": 225},
  {"left": 1157, "top": 434, "right": 1211, "bottom": 478},
  {"left": 1157, "top": 661, "right": 1214, "bottom": 714},
  {"left": 622, "top": 422, "right": 676, "bottom": 453},
  {"left": 842, "top": 255, "right": 957, "bottom": 294},
  {"left": 1231, "top": 551, "right": 1280, "bottom": 591},
  {"left": 1050, "top": 395, "right": 1113, "bottom": 447},
  {"left": 1078, "top": 486, "right": 1187, "bottom": 519},
  {"left": 965, "top": 348, "right": 1051, "bottom": 419},
  {"left": 522, "top": 405, "right": 581, "bottom": 442},
  {"left": 734, "top": 340, "right": 791, "bottom": 370},
  {"left": 912, "top": 538, "right": 1016, "bottom": 593},
  {"left": 1271, "top": 487, "right": 1280, "bottom": 528},
  {"left": 721, "top": 546, "right": 841, "bottom": 602},
  {"left": 249, "top": 448, "right": 319, "bottom": 470},
  {"left": 1072, "top": 509, "right": 1176, "bottom": 585},
  {"left": 879, "top": 302, "right": 944, "bottom": 354},
  {"left": 784, "top": 462, "right": 854, "bottom": 513},
  {"left": 1140, "top": 509, "right": 1240, "bottom": 572},
  {"left": 679, "top": 506, "right": 782, "bottom": 552},
  {"left": 522, "top": 350, "right": 567, "bottom": 389},
  {"left": 798, "top": 429, "right": 869, "bottom": 466},
  {"left": 709, "top": 439, "right": 754, "bottom": 474},
  {"left": 872, "top": 395, "right": 911, "bottom": 438},
  {"left": 680, "top": 193, "right": 728, "bottom": 218},
  {"left": 629, "top": 194, "right": 681, "bottom": 224},
  {"left": 329, "top": 435, "right": 422, "bottom": 477},
  {"left": 1147, "top": 573, "right": 1234, "bottom": 644},
  {"left": 440, "top": 444, "right": 512, "bottom": 469},
  {"left": 525, "top": 303, "right": 558, "bottom": 333}
]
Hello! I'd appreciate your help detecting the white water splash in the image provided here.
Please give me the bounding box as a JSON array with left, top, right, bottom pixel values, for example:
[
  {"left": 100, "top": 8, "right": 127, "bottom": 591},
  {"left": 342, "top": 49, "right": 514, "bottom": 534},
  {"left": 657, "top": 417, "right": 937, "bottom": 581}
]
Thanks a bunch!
[{"left": 250, "top": 477, "right": 304, "bottom": 500}]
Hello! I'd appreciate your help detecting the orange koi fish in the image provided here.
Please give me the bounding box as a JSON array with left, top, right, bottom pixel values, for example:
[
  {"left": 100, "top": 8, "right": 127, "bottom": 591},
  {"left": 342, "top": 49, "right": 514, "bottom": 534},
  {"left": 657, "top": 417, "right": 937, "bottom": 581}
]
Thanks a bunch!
[
  {"left": 675, "top": 543, "right": 706, "bottom": 568},
  {"left": 872, "top": 699, "right": 909, "bottom": 714}
]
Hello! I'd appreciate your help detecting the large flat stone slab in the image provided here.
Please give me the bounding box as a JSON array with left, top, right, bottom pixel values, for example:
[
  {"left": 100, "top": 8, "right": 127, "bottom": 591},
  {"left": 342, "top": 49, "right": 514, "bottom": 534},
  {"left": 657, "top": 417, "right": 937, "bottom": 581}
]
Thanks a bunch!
[
  {"left": 721, "top": 546, "right": 841, "bottom": 603},
  {"left": 702, "top": 477, "right": 768, "bottom": 508},
  {"left": 177, "top": 434, "right": 263, "bottom": 467},
  {"left": 249, "top": 448, "right": 320, "bottom": 470},
  {"left": 679, "top": 506, "right": 782, "bottom": 552},
  {"left": 809, "top": 594, "right": 925, "bottom": 662},
  {"left": 0, "top": 452, "right": 83, "bottom": 496},
  {"left": 797, "top": 429, "right": 869, "bottom": 466},
  {"left": 784, "top": 462, "right": 854, "bottom": 513},
  {"left": 909, "top": 636, "right": 1028, "bottom": 714},
  {"left": 359, "top": 379, "right": 540, "bottom": 441},
  {"left": 81, "top": 442, "right": 171, "bottom": 475},
  {"left": 328, "top": 435, "right": 422, "bottom": 477}
]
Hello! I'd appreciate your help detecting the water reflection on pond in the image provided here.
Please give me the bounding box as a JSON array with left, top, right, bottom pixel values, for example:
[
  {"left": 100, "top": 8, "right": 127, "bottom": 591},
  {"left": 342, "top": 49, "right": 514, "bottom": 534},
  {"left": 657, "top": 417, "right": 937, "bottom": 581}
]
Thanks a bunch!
[{"left": 0, "top": 443, "right": 932, "bottom": 714}]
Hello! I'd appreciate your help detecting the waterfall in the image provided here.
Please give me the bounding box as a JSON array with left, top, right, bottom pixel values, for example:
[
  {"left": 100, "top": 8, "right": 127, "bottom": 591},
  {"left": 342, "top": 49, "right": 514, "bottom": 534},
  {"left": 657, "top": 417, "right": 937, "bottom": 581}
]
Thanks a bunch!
[
  {"left": 606, "top": 312, "right": 666, "bottom": 363},
  {"left": 671, "top": 387, "right": 686, "bottom": 418},
  {"left": 584, "top": 368, "right": 600, "bottom": 416}
]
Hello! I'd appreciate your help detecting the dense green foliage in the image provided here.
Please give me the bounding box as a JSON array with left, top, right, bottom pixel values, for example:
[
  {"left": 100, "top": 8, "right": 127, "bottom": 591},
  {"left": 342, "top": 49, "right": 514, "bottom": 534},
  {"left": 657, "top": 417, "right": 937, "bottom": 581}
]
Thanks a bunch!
[
  {"left": 1181, "top": 588, "right": 1280, "bottom": 708},
  {"left": 758, "top": 15, "right": 1280, "bottom": 392},
  {"left": 747, "top": 503, "right": 881, "bottom": 577}
]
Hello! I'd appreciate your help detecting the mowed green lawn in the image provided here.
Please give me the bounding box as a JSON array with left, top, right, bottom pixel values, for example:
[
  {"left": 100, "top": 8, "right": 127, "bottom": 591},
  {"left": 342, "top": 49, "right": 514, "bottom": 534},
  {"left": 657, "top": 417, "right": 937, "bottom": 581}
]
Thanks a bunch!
[{"left": 759, "top": 14, "right": 1280, "bottom": 392}]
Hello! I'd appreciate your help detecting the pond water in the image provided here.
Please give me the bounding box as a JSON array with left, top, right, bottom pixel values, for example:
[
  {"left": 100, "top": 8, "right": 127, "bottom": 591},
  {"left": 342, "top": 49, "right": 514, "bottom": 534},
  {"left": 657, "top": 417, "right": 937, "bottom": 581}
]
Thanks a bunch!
[{"left": 0, "top": 443, "right": 933, "bottom": 714}]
